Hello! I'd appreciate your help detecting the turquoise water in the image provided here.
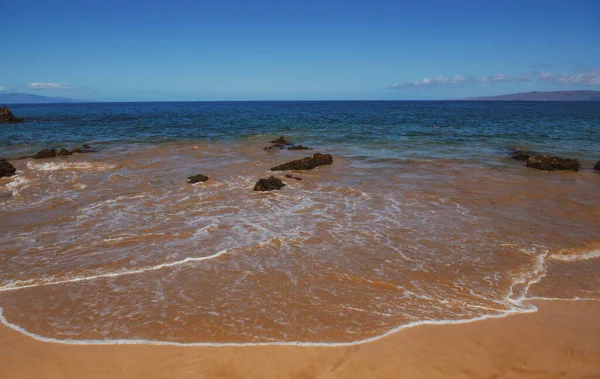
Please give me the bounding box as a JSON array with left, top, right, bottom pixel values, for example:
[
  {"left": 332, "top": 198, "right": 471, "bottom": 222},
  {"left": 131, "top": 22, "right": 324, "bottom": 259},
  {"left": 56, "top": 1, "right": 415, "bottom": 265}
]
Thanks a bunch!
[{"left": 2, "top": 101, "right": 599, "bottom": 164}]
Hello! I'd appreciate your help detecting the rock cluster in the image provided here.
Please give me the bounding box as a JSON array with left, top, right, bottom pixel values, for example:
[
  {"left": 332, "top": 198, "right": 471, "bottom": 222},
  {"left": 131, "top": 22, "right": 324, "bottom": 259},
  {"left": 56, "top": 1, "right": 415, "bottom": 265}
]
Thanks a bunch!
[
  {"left": 526, "top": 154, "right": 580, "bottom": 171},
  {"left": 33, "top": 148, "right": 71, "bottom": 159},
  {"left": 271, "top": 153, "right": 333, "bottom": 171},
  {"left": 188, "top": 174, "right": 209, "bottom": 183},
  {"left": 254, "top": 176, "right": 285, "bottom": 191},
  {"left": 27, "top": 145, "right": 95, "bottom": 159},
  {"left": 0, "top": 158, "right": 16, "bottom": 178},
  {"left": 0, "top": 106, "right": 25, "bottom": 123}
]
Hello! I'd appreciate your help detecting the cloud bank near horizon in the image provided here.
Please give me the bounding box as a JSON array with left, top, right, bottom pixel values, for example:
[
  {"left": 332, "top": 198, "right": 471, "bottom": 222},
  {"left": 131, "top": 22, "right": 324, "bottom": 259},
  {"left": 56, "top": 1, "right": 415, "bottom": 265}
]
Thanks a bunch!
[
  {"left": 27, "top": 82, "right": 73, "bottom": 90},
  {"left": 389, "top": 68, "right": 600, "bottom": 89}
]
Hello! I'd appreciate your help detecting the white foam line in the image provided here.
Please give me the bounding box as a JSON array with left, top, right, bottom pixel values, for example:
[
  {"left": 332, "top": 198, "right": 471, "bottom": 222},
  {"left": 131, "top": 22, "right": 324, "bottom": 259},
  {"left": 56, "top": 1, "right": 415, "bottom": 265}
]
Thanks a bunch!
[
  {"left": 0, "top": 249, "right": 230, "bottom": 293},
  {"left": 0, "top": 306, "right": 533, "bottom": 347},
  {"left": 525, "top": 296, "right": 600, "bottom": 302},
  {"left": 0, "top": 247, "right": 594, "bottom": 347}
]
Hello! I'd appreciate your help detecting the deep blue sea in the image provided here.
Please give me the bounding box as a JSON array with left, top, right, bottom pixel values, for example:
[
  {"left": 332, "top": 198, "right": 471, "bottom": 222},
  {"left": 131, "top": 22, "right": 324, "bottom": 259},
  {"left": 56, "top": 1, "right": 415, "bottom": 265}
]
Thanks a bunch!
[{"left": 2, "top": 101, "right": 599, "bottom": 164}]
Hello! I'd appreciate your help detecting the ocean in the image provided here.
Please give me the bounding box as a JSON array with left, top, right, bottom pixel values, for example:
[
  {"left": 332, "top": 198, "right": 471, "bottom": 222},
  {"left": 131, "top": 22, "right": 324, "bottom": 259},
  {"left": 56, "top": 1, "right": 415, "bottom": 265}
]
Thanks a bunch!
[{"left": 0, "top": 101, "right": 599, "bottom": 345}]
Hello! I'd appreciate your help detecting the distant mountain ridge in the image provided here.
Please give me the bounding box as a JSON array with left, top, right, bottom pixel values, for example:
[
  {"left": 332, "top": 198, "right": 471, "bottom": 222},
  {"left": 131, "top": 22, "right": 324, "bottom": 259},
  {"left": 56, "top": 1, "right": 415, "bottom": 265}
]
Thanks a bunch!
[
  {"left": 466, "top": 90, "right": 600, "bottom": 101},
  {"left": 0, "top": 93, "right": 79, "bottom": 104}
]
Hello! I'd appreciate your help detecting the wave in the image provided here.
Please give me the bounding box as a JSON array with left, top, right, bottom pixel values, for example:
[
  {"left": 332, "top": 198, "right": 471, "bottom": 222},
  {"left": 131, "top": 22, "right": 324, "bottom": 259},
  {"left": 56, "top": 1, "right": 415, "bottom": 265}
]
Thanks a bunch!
[
  {"left": 0, "top": 305, "right": 533, "bottom": 347},
  {"left": 0, "top": 249, "right": 230, "bottom": 293},
  {"left": 549, "top": 243, "right": 600, "bottom": 262},
  {"left": 26, "top": 161, "right": 116, "bottom": 172}
]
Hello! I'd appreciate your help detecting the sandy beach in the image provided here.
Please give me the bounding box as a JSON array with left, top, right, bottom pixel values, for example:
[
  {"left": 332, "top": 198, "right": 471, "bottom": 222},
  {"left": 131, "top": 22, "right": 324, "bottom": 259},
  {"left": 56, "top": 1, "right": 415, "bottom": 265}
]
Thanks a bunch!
[{"left": 2, "top": 299, "right": 599, "bottom": 379}]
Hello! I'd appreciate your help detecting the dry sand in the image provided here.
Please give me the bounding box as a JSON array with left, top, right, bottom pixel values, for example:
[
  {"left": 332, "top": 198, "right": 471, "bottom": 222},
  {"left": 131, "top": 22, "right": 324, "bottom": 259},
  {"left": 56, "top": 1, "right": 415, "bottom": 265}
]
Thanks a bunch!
[{"left": 1, "top": 299, "right": 600, "bottom": 379}]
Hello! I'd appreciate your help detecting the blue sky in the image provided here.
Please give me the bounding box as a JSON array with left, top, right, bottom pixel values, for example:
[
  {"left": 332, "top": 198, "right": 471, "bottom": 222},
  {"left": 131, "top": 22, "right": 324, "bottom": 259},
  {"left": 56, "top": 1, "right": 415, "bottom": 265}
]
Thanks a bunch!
[{"left": 1, "top": 0, "right": 599, "bottom": 101}]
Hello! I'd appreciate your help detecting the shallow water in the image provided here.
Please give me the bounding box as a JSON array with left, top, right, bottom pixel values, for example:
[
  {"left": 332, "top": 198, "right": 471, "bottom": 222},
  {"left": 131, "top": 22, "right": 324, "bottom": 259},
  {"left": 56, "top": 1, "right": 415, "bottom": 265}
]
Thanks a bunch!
[{"left": 0, "top": 102, "right": 599, "bottom": 344}]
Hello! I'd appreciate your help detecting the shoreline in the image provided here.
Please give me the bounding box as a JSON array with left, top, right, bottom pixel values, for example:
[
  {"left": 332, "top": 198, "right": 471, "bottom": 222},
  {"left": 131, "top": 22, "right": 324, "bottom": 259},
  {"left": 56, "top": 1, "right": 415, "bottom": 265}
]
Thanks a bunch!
[{"left": 1, "top": 299, "right": 600, "bottom": 378}]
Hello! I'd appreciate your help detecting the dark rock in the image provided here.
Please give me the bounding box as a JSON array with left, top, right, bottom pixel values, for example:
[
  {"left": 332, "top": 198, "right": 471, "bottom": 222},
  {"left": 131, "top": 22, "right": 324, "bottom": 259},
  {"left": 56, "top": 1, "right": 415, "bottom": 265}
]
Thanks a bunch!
[
  {"left": 526, "top": 154, "right": 580, "bottom": 171},
  {"left": 188, "top": 174, "right": 209, "bottom": 183},
  {"left": 270, "top": 136, "right": 293, "bottom": 145},
  {"left": 71, "top": 144, "right": 95, "bottom": 154},
  {"left": 0, "top": 158, "right": 16, "bottom": 178},
  {"left": 33, "top": 149, "right": 59, "bottom": 159},
  {"left": 594, "top": 161, "right": 600, "bottom": 170},
  {"left": 271, "top": 153, "right": 333, "bottom": 171},
  {"left": 0, "top": 106, "right": 25, "bottom": 123},
  {"left": 510, "top": 149, "right": 535, "bottom": 161},
  {"left": 288, "top": 145, "right": 312, "bottom": 150},
  {"left": 58, "top": 148, "right": 72, "bottom": 156},
  {"left": 285, "top": 174, "right": 302, "bottom": 181},
  {"left": 254, "top": 176, "right": 286, "bottom": 191}
]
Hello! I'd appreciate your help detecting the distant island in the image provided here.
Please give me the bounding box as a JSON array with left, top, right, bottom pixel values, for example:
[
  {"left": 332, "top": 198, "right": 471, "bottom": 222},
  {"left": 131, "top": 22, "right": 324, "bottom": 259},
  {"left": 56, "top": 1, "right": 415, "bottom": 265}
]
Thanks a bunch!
[
  {"left": 0, "top": 93, "right": 79, "bottom": 104},
  {"left": 465, "top": 90, "right": 600, "bottom": 101}
]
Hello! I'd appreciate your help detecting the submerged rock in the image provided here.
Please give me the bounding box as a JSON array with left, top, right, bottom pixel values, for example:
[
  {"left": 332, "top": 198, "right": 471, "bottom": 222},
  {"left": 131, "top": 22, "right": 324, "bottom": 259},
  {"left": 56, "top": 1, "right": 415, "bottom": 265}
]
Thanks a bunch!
[
  {"left": 188, "top": 174, "right": 209, "bottom": 183},
  {"left": 33, "top": 149, "right": 59, "bottom": 159},
  {"left": 71, "top": 144, "right": 95, "bottom": 154},
  {"left": 271, "top": 153, "right": 333, "bottom": 171},
  {"left": 510, "top": 149, "right": 535, "bottom": 162},
  {"left": 595, "top": 161, "right": 600, "bottom": 170},
  {"left": 0, "top": 158, "right": 16, "bottom": 178},
  {"left": 285, "top": 174, "right": 302, "bottom": 181},
  {"left": 526, "top": 154, "right": 580, "bottom": 171},
  {"left": 288, "top": 145, "right": 312, "bottom": 151},
  {"left": 270, "top": 136, "right": 293, "bottom": 145},
  {"left": 253, "top": 176, "right": 286, "bottom": 191},
  {"left": 0, "top": 106, "right": 25, "bottom": 123}
]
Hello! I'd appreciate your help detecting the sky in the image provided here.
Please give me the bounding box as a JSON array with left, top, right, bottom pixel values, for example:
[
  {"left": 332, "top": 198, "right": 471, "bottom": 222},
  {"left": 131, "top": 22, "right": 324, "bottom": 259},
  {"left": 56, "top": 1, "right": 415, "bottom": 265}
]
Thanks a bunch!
[{"left": 1, "top": 0, "right": 600, "bottom": 101}]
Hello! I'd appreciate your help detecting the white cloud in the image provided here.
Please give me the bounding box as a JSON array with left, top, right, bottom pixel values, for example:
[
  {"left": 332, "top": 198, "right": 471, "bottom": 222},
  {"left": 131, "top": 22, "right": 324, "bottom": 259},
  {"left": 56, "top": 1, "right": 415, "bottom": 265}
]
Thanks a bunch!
[
  {"left": 540, "top": 70, "right": 600, "bottom": 86},
  {"left": 516, "top": 73, "right": 534, "bottom": 82},
  {"left": 479, "top": 73, "right": 510, "bottom": 83},
  {"left": 393, "top": 74, "right": 472, "bottom": 88},
  {"left": 27, "top": 82, "right": 72, "bottom": 90},
  {"left": 0, "top": 86, "right": 5, "bottom": 92},
  {"left": 389, "top": 67, "right": 600, "bottom": 89}
]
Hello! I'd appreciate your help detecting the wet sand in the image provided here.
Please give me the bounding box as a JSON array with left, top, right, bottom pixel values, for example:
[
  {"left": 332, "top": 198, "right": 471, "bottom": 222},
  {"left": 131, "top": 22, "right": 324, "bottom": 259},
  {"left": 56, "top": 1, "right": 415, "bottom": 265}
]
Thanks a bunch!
[{"left": 2, "top": 299, "right": 599, "bottom": 379}]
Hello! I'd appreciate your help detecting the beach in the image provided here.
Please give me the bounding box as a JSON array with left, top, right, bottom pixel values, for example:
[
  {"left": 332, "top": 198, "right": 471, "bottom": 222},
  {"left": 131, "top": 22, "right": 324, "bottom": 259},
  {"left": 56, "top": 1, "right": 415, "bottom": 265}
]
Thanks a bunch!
[
  {"left": 1, "top": 299, "right": 599, "bottom": 379},
  {"left": 1, "top": 102, "right": 599, "bottom": 378}
]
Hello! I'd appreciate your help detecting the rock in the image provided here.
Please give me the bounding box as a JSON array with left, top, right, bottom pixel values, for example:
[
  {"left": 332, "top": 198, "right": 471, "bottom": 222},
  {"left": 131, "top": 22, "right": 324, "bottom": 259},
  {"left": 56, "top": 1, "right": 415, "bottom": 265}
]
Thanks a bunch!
[
  {"left": 71, "top": 144, "right": 95, "bottom": 154},
  {"left": 288, "top": 145, "right": 312, "bottom": 150},
  {"left": 58, "top": 148, "right": 72, "bottom": 156},
  {"left": 0, "top": 158, "right": 16, "bottom": 178},
  {"left": 285, "top": 174, "right": 302, "bottom": 181},
  {"left": 526, "top": 154, "right": 580, "bottom": 171},
  {"left": 264, "top": 143, "right": 286, "bottom": 151},
  {"left": 0, "top": 106, "right": 25, "bottom": 123},
  {"left": 254, "top": 176, "right": 286, "bottom": 191},
  {"left": 595, "top": 161, "right": 600, "bottom": 170},
  {"left": 270, "top": 136, "right": 293, "bottom": 145},
  {"left": 271, "top": 153, "right": 333, "bottom": 171},
  {"left": 188, "top": 174, "right": 209, "bottom": 183},
  {"left": 33, "top": 149, "right": 59, "bottom": 159},
  {"left": 510, "top": 149, "right": 535, "bottom": 161}
]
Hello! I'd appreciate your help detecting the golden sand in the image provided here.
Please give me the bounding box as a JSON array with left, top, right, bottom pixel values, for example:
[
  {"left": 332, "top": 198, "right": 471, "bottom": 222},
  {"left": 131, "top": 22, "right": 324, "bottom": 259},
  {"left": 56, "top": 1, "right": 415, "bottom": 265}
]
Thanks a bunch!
[{"left": 1, "top": 299, "right": 599, "bottom": 379}]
